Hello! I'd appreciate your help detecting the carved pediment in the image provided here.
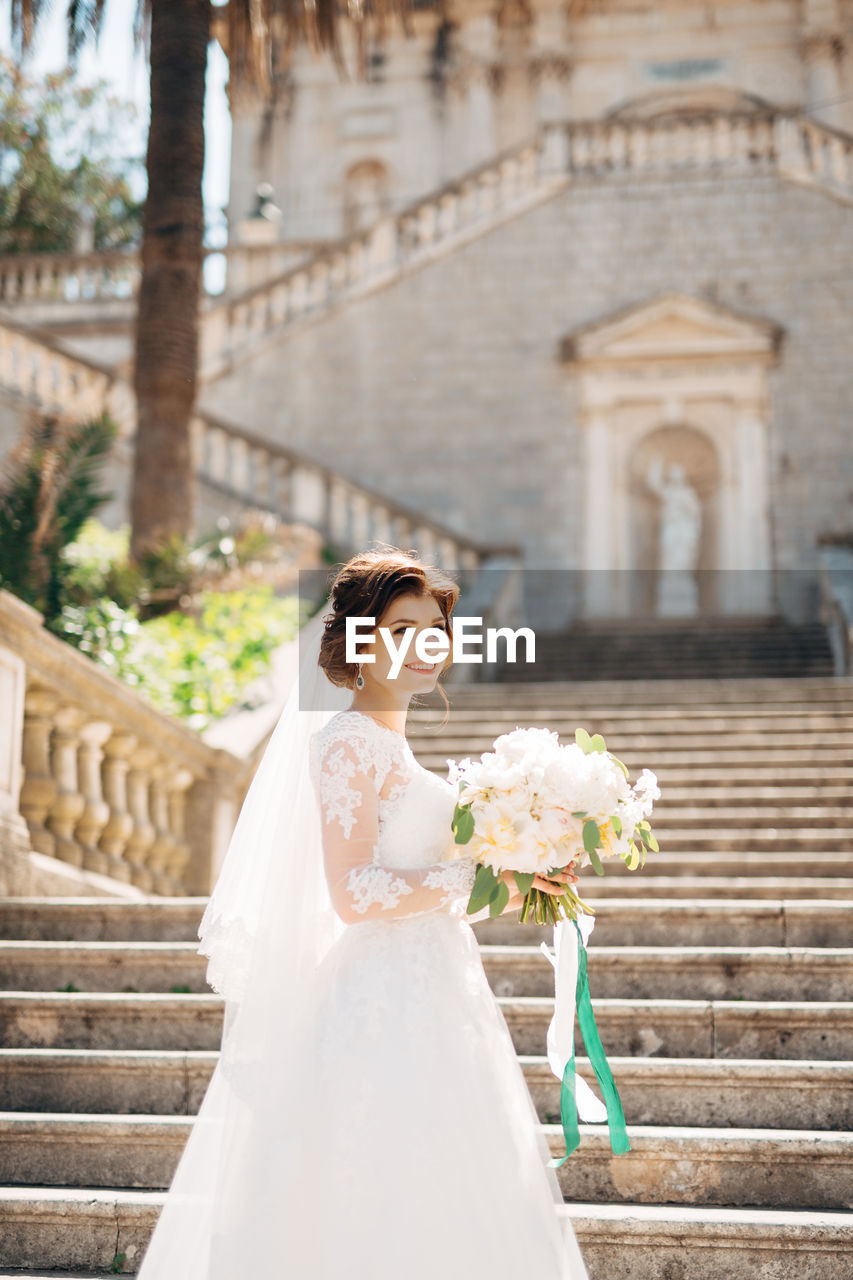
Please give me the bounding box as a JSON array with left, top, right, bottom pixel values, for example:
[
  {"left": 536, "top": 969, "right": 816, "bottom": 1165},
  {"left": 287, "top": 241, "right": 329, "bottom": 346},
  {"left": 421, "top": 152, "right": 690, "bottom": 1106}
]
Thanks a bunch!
[{"left": 560, "top": 293, "right": 784, "bottom": 365}]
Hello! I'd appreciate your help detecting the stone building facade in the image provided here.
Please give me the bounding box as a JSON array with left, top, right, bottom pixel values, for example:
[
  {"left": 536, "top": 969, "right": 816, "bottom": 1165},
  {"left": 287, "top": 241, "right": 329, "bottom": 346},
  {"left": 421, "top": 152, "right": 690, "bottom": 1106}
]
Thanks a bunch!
[{"left": 208, "top": 0, "right": 853, "bottom": 627}]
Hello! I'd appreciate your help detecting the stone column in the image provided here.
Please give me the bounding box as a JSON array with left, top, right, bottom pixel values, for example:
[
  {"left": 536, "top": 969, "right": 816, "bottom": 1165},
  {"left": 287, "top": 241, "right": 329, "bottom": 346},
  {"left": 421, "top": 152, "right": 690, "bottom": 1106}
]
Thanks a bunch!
[
  {"left": 0, "top": 645, "right": 35, "bottom": 895},
  {"left": 98, "top": 731, "right": 137, "bottom": 882},
  {"left": 46, "top": 706, "right": 86, "bottom": 867},
  {"left": 19, "top": 683, "right": 59, "bottom": 857},
  {"left": 75, "top": 721, "right": 112, "bottom": 875}
]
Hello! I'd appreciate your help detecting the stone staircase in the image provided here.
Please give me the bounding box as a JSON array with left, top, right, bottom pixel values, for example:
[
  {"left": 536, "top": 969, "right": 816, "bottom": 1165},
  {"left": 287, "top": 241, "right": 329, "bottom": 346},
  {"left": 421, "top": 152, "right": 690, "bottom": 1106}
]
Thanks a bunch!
[
  {"left": 496, "top": 616, "right": 836, "bottom": 681},
  {"left": 0, "top": 673, "right": 852, "bottom": 1276}
]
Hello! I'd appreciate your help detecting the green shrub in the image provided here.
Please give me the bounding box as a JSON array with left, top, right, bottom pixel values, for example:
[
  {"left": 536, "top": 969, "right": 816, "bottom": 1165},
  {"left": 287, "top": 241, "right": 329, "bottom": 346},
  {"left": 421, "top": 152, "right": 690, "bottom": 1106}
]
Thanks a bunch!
[{"left": 57, "top": 585, "right": 301, "bottom": 731}]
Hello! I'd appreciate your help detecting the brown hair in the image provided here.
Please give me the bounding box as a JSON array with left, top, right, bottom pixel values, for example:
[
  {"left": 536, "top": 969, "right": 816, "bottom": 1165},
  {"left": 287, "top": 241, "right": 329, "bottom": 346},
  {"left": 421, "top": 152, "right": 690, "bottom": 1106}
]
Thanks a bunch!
[{"left": 318, "top": 545, "right": 460, "bottom": 719}]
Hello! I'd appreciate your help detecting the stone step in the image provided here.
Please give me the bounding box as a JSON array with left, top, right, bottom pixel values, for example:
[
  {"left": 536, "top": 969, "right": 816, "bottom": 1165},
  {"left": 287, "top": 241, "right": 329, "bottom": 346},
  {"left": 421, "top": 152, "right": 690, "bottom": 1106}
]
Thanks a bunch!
[
  {"left": 2, "top": 990, "right": 849, "bottom": 1060},
  {"left": 1, "top": 1112, "right": 850, "bottom": 1212},
  {"left": 412, "top": 742, "right": 850, "bottom": 768},
  {"left": 0, "top": 992, "right": 223, "bottom": 1051},
  {"left": 2, "top": 896, "right": 847, "bottom": 946},
  {"left": 501, "top": 997, "right": 852, "bottom": 1060},
  {"left": 597, "top": 851, "right": 852, "bottom": 877},
  {"left": 646, "top": 808, "right": 853, "bottom": 828},
  {"left": 3, "top": 1047, "right": 850, "bottom": 1129},
  {"left": 523, "top": 1057, "right": 853, "bottom": 1130},
  {"left": 482, "top": 945, "right": 853, "bottom": 1000},
  {"left": 559, "top": 1203, "right": 853, "bottom": 1280},
  {"left": 583, "top": 877, "right": 853, "bottom": 900},
  {"left": 0, "top": 1048, "right": 215, "bottom": 1116},
  {"left": 547, "top": 1125, "right": 853, "bottom": 1211},
  {"left": 1, "top": 1186, "right": 850, "bottom": 1278},
  {"left": 4, "top": 930, "right": 852, "bottom": 998},
  {"left": 472, "top": 899, "right": 853, "bottom": 947},
  {"left": 620, "top": 826, "right": 853, "bottom": 850},
  {"left": 0, "top": 898, "right": 208, "bottom": 943}
]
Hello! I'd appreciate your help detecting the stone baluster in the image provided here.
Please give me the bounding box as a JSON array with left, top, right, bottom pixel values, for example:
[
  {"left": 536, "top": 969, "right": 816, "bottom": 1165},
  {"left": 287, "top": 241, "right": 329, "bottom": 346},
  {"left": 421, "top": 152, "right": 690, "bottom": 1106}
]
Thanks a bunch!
[
  {"left": 271, "top": 455, "right": 294, "bottom": 518},
  {"left": 437, "top": 193, "right": 458, "bottom": 237},
  {"left": 457, "top": 180, "right": 478, "bottom": 225},
  {"left": 267, "top": 280, "right": 289, "bottom": 327},
  {"left": 309, "top": 261, "right": 331, "bottom": 309},
  {"left": 97, "top": 730, "right": 138, "bottom": 882},
  {"left": 827, "top": 135, "right": 848, "bottom": 186},
  {"left": 19, "top": 683, "right": 59, "bottom": 856},
  {"left": 346, "top": 238, "right": 366, "bottom": 285},
  {"left": 368, "top": 219, "right": 397, "bottom": 276},
  {"left": 46, "top": 706, "right": 86, "bottom": 867},
  {"left": 146, "top": 761, "right": 177, "bottom": 894},
  {"left": 74, "top": 720, "right": 112, "bottom": 875},
  {"left": 164, "top": 771, "right": 194, "bottom": 888},
  {"left": 476, "top": 168, "right": 499, "bottom": 215},
  {"left": 227, "top": 435, "right": 251, "bottom": 498},
  {"left": 288, "top": 272, "right": 308, "bottom": 319},
  {"left": 124, "top": 744, "right": 158, "bottom": 890},
  {"left": 252, "top": 444, "right": 273, "bottom": 507}
]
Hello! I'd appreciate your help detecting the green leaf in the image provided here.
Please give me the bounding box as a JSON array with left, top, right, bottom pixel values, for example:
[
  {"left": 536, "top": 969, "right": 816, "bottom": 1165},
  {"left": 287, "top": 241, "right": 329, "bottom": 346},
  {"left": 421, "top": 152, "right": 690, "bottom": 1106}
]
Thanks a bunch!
[
  {"left": 589, "top": 733, "right": 606, "bottom": 753},
  {"left": 626, "top": 846, "right": 640, "bottom": 871},
  {"left": 571, "top": 810, "right": 587, "bottom": 819},
  {"left": 513, "top": 871, "right": 535, "bottom": 896},
  {"left": 489, "top": 879, "right": 510, "bottom": 918},
  {"left": 637, "top": 826, "right": 659, "bottom": 852},
  {"left": 582, "top": 818, "right": 602, "bottom": 854},
  {"left": 467, "top": 864, "right": 498, "bottom": 914},
  {"left": 610, "top": 755, "right": 629, "bottom": 779},
  {"left": 612, "top": 815, "right": 622, "bottom": 838},
  {"left": 587, "top": 846, "right": 605, "bottom": 876},
  {"left": 451, "top": 804, "right": 475, "bottom": 844},
  {"left": 575, "top": 727, "right": 592, "bottom": 753}
]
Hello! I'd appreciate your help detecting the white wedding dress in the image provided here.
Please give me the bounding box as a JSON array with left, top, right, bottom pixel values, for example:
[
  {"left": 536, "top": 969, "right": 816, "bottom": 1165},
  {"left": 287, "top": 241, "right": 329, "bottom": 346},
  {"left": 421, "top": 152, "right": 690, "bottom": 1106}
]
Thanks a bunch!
[{"left": 136, "top": 707, "right": 589, "bottom": 1279}]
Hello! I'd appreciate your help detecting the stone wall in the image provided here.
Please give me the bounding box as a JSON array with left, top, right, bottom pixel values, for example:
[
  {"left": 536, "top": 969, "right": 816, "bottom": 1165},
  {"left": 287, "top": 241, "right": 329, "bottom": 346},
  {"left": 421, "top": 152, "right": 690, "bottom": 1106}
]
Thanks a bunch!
[{"left": 201, "top": 166, "right": 853, "bottom": 626}]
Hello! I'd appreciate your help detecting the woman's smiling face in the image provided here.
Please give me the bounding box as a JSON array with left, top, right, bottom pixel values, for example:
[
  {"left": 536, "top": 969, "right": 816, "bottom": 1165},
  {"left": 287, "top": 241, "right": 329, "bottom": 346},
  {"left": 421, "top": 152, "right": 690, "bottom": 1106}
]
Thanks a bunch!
[{"left": 357, "top": 590, "right": 451, "bottom": 700}]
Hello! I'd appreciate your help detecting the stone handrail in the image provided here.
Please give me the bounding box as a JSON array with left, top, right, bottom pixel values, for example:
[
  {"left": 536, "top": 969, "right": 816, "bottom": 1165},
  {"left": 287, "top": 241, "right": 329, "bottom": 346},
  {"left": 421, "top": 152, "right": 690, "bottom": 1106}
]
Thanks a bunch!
[
  {"left": 200, "top": 139, "right": 563, "bottom": 378},
  {"left": 192, "top": 409, "right": 518, "bottom": 575},
  {"left": 198, "top": 109, "right": 852, "bottom": 378},
  {"left": 0, "top": 315, "right": 134, "bottom": 427},
  {"left": 0, "top": 589, "right": 251, "bottom": 896},
  {"left": 0, "top": 242, "right": 324, "bottom": 307},
  {"left": 549, "top": 109, "right": 853, "bottom": 205},
  {"left": 0, "top": 314, "right": 521, "bottom": 575}
]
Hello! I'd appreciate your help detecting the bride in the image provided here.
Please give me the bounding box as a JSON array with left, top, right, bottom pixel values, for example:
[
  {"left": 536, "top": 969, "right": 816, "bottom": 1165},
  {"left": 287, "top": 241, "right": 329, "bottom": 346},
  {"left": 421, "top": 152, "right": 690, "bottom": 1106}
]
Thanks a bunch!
[{"left": 134, "top": 547, "right": 589, "bottom": 1279}]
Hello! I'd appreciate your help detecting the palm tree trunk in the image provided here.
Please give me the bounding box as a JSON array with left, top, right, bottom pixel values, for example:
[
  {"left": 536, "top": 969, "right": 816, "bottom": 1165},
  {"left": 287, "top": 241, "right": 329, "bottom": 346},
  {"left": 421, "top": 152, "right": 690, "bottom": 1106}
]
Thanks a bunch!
[{"left": 130, "top": 0, "right": 210, "bottom": 561}]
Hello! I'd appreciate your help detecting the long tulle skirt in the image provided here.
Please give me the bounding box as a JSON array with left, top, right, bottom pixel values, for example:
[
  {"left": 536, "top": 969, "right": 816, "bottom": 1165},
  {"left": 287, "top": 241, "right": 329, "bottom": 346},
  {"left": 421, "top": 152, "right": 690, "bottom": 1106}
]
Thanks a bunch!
[{"left": 135, "top": 911, "right": 588, "bottom": 1279}]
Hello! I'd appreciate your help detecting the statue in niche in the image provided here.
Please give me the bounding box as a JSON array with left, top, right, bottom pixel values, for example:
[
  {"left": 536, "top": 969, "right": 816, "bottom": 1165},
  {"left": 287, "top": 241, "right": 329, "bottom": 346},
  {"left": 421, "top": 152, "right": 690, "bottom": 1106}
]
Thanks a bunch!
[{"left": 644, "top": 455, "right": 702, "bottom": 615}]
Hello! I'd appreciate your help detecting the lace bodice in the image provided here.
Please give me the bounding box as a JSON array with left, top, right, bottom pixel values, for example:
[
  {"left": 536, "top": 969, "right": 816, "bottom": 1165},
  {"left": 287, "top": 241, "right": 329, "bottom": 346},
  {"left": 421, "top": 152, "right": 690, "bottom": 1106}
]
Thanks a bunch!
[{"left": 308, "top": 710, "right": 478, "bottom": 924}]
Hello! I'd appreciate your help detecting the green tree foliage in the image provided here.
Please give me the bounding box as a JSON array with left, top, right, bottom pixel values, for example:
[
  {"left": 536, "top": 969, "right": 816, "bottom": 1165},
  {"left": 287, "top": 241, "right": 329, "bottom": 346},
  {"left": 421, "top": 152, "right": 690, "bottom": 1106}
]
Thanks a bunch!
[
  {"left": 0, "top": 54, "right": 144, "bottom": 254},
  {"left": 0, "top": 410, "right": 119, "bottom": 620}
]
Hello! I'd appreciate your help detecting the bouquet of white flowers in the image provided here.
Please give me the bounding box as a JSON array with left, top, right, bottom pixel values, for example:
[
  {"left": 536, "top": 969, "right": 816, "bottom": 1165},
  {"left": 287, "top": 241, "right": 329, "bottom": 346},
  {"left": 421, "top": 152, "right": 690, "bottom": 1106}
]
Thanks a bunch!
[
  {"left": 447, "top": 723, "right": 661, "bottom": 1163},
  {"left": 447, "top": 725, "right": 660, "bottom": 924}
]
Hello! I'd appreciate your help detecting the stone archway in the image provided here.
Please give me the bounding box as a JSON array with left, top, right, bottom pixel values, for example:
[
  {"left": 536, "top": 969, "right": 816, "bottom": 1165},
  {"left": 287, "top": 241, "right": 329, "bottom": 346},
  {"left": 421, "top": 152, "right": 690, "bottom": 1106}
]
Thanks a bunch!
[{"left": 559, "top": 292, "right": 784, "bottom": 619}]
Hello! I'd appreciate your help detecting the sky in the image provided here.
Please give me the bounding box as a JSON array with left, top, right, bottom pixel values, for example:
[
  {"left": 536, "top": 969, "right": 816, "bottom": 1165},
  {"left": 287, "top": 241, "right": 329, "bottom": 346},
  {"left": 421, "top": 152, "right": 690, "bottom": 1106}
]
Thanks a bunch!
[{"left": 0, "top": 0, "right": 233, "bottom": 251}]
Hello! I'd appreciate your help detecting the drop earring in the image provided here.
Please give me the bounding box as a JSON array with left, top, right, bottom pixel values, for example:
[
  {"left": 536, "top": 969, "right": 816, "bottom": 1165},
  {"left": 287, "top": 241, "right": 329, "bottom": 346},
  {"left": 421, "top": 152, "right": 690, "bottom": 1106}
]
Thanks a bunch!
[{"left": 355, "top": 664, "right": 365, "bottom": 690}]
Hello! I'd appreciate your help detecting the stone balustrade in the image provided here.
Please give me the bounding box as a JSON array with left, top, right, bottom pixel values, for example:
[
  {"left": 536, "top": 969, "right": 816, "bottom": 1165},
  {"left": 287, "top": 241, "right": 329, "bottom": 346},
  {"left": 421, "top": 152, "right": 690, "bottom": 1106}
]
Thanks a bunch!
[
  {"left": 200, "top": 140, "right": 557, "bottom": 378},
  {"left": 199, "top": 110, "right": 852, "bottom": 378},
  {"left": 0, "top": 242, "right": 321, "bottom": 309},
  {"left": 192, "top": 410, "right": 515, "bottom": 577},
  {"left": 0, "top": 317, "right": 135, "bottom": 432},
  {"left": 0, "top": 250, "right": 140, "bottom": 306},
  {"left": 0, "top": 590, "right": 249, "bottom": 897}
]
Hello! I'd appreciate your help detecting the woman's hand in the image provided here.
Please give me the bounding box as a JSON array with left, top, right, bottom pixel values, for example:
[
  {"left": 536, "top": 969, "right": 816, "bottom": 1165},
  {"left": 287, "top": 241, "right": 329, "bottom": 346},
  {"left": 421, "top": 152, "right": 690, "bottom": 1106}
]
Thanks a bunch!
[{"left": 497, "top": 861, "right": 579, "bottom": 913}]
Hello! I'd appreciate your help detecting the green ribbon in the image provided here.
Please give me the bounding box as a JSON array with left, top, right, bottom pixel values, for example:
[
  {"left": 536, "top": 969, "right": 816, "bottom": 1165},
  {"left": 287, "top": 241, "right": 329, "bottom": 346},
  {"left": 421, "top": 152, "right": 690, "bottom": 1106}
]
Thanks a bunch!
[{"left": 548, "top": 919, "right": 631, "bottom": 1167}]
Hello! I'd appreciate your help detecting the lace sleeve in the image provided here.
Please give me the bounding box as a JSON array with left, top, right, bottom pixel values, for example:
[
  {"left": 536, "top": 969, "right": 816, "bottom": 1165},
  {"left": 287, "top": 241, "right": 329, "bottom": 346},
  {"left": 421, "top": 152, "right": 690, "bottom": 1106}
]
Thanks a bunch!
[{"left": 310, "top": 726, "right": 477, "bottom": 925}]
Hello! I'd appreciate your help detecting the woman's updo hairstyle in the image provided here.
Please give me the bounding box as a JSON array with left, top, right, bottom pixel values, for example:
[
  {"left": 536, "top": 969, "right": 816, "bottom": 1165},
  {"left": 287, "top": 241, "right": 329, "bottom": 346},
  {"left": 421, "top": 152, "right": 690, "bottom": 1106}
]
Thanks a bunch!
[{"left": 319, "top": 545, "right": 460, "bottom": 715}]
